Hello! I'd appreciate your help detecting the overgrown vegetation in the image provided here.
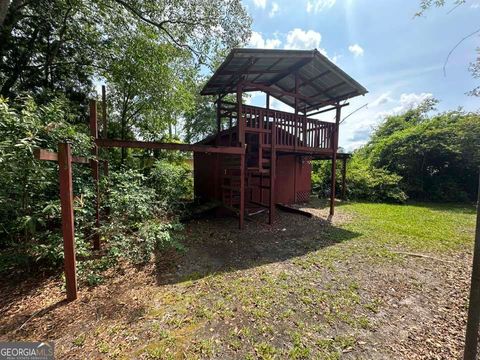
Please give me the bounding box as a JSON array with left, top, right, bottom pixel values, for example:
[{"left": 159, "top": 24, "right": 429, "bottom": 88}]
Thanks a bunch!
[
  {"left": 0, "top": 0, "right": 251, "bottom": 282},
  {"left": 313, "top": 99, "right": 480, "bottom": 203}
]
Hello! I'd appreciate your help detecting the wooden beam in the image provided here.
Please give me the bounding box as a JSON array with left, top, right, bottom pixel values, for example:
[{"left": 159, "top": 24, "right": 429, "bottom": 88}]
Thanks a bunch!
[
  {"left": 307, "top": 102, "right": 349, "bottom": 117},
  {"left": 293, "top": 70, "right": 330, "bottom": 91},
  {"left": 308, "top": 80, "right": 345, "bottom": 100},
  {"left": 237, "top": 83, "right": 245, "bottom": 146},
  {"left": 329, "top": 106, "right": 341, "bottom": 217},
  {"left": 242, "top": 81, "right": 315, "bottom": 102},
  {"left": 102, "top": 85, "right": 107, "bottom": 139},
  {"left": 58, "top": 142, "right": 78, "bottom": 301},
  {"left": 95, "top": 138, "right": 246, "bottom": 155},
  {"left": 308, "top": 90, "right": 358, "bottom": 111},
  {"left": 251, "top": 58, "right": 283, "bottom": 83},
  {"left": 266, "top": 57, "right": 313, "bottom": 87},
  {"left": 269, "top": 110, "right": 276, "bottom": 225},
  {"left": 34, "top": 148, "right": 89, "bottom": 164},
  {"left": 89, "top": 99, "right": 100, "bottom": 251},
  {"left": 239, "top": 153, "right": 245, "bottom": 229},
  {"left": 341, "top": 157, "right": 347, "bottom": 200}
]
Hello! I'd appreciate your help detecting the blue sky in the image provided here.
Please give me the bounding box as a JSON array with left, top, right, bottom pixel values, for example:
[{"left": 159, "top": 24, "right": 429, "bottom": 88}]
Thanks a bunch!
[{"left": 241, "top": 0, "right": 480, "bottom": 151}]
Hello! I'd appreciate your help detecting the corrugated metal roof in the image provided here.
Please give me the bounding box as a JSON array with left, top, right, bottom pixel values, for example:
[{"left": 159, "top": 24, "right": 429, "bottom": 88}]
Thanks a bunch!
[{"left": 201, "top": 48, "right": 368, "bottom": 113}]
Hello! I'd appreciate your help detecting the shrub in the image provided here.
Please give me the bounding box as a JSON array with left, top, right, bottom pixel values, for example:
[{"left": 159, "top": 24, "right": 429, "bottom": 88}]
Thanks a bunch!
[
  {"left": 100, "top": 169, "right": 184, "bottom": 265},
  {"left": 147, "top": 159, "right": 193, "bottom": 210},
  {"left": 0, "top": 95, "right": 91, "bottom": 272}
]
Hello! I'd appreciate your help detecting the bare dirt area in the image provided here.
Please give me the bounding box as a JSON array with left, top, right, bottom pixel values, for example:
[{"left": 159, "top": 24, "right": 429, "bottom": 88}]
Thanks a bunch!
[{"left": 0, "top": 201, "right": 475, "bottom": 359}]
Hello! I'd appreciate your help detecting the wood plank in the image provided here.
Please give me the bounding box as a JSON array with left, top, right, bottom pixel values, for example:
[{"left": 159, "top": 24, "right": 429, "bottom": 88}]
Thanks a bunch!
[
  {"left": 95, "top": 139, "right": 245, "bottom": 155},
  {"left": 34, "top": 148, "right": 89, "bottom": 164},
  {"left": 58, "top": 143, "right": 78, "bottom": 301}
]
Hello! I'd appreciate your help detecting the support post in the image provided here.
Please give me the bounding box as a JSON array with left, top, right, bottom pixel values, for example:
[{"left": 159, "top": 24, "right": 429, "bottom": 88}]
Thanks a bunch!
[
  {"left": 329, "top": 106, "right": 340, "bottom": 217},
  {"left": 239, "top": 152, "right": 245, "bottom": 229},
  {"left": 269, "top": 110, "right": 276, "bottom": 225},
  {"left": 237, "top": 84, "right": 244, "bottom": 146},
  {"left": 341, "top": 157, "right": 347, "bottom": 200},
  {"left": 216, "top": 95, "right": 221, "bottom": 145},
  {"left": 102, "top": 85, "right": 107, "bottom": 139},
  {"left": 464, "top": 170, "right": 480, "bottom": 360},
  {"left": 294, "top": 72, "right": 299, "bottom": 150},
  {"left": 89, "top": 99, "right": 100, "bottom": 250},
  {"left": 58, "top": 142, "right": 78, "bottom": 301}
]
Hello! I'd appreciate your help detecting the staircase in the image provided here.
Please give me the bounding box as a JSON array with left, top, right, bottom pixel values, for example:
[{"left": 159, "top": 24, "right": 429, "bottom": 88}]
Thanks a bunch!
[{"left": 220, "top": 110, "right": 276, "bottom": 224}]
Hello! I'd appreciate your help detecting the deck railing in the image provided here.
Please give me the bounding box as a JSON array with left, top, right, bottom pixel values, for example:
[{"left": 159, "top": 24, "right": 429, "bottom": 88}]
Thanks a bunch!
[{"left": 240, "top": 104, "right": 335, "bottom": 151}]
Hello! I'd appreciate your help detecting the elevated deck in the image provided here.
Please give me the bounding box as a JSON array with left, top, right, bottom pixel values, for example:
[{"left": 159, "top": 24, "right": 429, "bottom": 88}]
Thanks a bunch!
[{"left": 216, "top": 102, "right": 336, "bottom": 155}]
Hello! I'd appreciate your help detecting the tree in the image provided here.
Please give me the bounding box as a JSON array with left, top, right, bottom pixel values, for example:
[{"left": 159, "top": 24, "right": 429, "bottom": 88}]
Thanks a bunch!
[
  {"left": 103, "top": 26, "right": 196, "bottom": 162},
  {"left": 363, "top": 100, "right": 480, "bottom": 201}
]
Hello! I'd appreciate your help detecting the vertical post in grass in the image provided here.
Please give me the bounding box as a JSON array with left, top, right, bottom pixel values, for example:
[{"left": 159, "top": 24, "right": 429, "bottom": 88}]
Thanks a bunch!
[
  {"left": 464, "top": 170, "right": 480, "bottom": 360},
  {"left": 58, "top": 142, "right": 78, "bottom": 301}
]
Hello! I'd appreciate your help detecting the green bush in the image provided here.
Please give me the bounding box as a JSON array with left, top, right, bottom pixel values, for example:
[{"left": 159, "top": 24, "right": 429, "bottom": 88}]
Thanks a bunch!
[
  {"left": 147, "top": 159, "right": 193, "bottom": 210},
  {"left": 0, "top": 95, "right": 92, "bottom": 271},
  {"left": 312, "top": 155, "right": 407, "bottom": 203},
  {"left": 100, "top": 169, "right": 184, "bottom": 265},
  {"left": 346, "top": 156, "right": 408, "bottom": 203}
]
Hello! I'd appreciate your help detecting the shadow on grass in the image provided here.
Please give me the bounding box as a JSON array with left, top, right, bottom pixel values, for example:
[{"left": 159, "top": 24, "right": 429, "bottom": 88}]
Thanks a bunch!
[{"left": 154, "top": 209, "right": 361, "bottom": 286}]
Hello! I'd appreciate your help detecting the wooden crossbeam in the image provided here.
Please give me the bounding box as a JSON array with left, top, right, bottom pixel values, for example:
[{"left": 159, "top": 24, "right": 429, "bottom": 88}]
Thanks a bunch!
[
  {"left": 266, "top": 57, "right": 314, "bottom": 86},
  {"left": 95, "top": 138, "right": 246, "bottom": 155},
  {"left": 34, "top": 148, "right": 89, "bottom": 164}
]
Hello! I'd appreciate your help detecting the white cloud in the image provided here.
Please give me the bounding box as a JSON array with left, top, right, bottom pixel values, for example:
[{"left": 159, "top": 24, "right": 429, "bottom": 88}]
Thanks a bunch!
[
  {"left": 348, "top": 43, "right": 364, "bottom": 57},
  {"left": 306, "top": 0, "right": 336, "bottom": 13},
  {"left": 253, "top": 0, "right": 267, "bottom": 9},
  {"left": 395, "top": 92, "right": 433, "bottom": 112},
  {"left": 370, "top": 92, "right": 392, "bottom": 107},
  {"left": 284, "top": 28, "right": 321, "bottom": 50},
  {"left": 248, "top": 31, "right": 281, "bottom": 49},
  {"left": 269, "top": 2, "right": 279, "bottom": 17},
  {"left": 342, "top": 92, "right": 435, "bottom": 151}
]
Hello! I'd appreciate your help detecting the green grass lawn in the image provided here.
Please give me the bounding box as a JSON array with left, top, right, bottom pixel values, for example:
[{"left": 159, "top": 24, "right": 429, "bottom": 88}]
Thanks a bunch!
[
  {"left": 3, "top": 201, "right": 477, "bottom": 359},
  {"left": 339, "top": 201, "right": 476, "bottom": 252}
]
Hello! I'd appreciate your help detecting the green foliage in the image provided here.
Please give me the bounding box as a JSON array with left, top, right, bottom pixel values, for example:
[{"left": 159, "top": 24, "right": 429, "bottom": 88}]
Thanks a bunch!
[
  {"left": 99, "top": 169, "right": 185, "bottom": 266},
  {"left": 0, "top": 95, "right": 91, "bottom": 271},
  {"left": 314, "top": 100, "right": 478, "bottom": 203},
  {"left": 344, "top": 156, "right": 407, "bottom": 203},
  {"left": 148, "top": 160, "right": 193, "bottom": 210},
  {"left": 312, "top": 156, "right": 406, "bottom": 203},
  {"left": 365, "top": 103, "right": 480, "bottom": 201}
]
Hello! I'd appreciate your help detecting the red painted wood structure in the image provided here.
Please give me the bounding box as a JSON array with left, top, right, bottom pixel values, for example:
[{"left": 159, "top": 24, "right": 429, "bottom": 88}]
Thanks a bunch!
[
  {"left": 195, "top": 48, "right": 367, "bottom": 225},
  {"left": 33, "top": 48, "right": 366, "bottom": 301}
]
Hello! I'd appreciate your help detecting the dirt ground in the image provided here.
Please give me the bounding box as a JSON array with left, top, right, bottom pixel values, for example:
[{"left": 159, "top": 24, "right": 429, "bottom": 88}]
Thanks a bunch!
[{"left": 0, "top": 201, "right": 474, "bottom": 359}]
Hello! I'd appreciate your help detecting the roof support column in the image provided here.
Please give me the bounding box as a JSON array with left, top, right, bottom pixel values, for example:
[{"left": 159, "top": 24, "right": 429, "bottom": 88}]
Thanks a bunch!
[
  {"left": 341, "top": 157, "right": 347, "bottom": 200},
  {"left": 237, "top": 83, "right": 245, "bottom": 146},
  {"left": 294, "top": 71, "right": 299, "bottom": 151},
  {"left": 329, "top": 105, "right": 341, "bottom": 218},
  {"left": 216, "top": 95, "right": 221, "bottom": 145}
]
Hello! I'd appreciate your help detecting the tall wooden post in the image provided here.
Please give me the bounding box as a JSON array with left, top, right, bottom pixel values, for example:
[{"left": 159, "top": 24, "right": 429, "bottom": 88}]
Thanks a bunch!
[
  {"left": 237, "top": 84, "right": 245, "bottom": 229},
  {"left": 329, "top": 106, "right": 340, "bottom": 217},
  {"left": 58, "top": 142, "right": 78, "bottom": 301},
  {"left": 89, "top": 100, "right": 100, "bottom": 250},
  {"left": 216, "top": 95, "right": 221, "bottom": 145},
  {"left": 269, "top": 109, "right": 276, "bottom": 225},
  {"left": 102, "top": 85, "right": 107, "bottom": 139},
  {"left": 464, "top": 171, "right": 480, "bottom": 360},
  {"left": 341, "top": 157, "right": 347, "bottom": 200},
  {"left": 294, "top": 72, "right": 299, "bottom": 151},
  {"left": 239, "top": 153, "right": 245, "bottom": 229},
  {"left": 237, "top": 84, "right": 244, "bottom": 146}
]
